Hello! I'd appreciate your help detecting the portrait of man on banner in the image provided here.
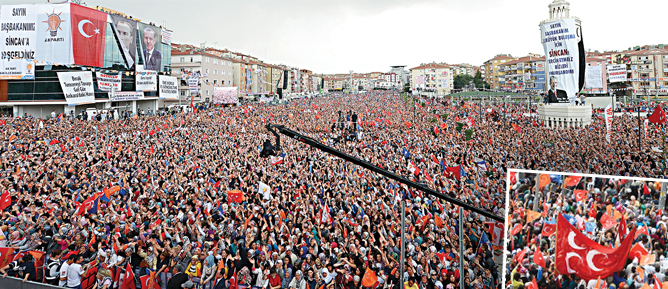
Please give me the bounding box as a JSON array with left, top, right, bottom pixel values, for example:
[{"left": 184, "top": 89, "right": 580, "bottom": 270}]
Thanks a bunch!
[
  {"left": 547, "top": 76, "right": 568, "bottom": 103},
  {"left": 139, "top": 24, "right": 162, "bottom": 71},
  {"left": 110, "top": 15, "right": 137, "bottom": 70}
]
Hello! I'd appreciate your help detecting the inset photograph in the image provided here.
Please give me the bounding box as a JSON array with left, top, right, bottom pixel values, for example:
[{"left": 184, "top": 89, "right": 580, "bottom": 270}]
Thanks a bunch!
[{"left": 503, "top": 170, "right": 667, "bottom": 289}]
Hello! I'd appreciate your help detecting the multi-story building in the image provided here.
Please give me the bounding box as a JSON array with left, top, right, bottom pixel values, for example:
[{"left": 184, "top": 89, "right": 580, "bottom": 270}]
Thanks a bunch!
[
  {"left": 171, "top": 49, "right": 234, "bottom": 103},
  {"left": 580, "top": 56, "right": 609, "bottom": 95},
  {"left": 626, "top": 45, "right": 668, "bottom": 96},
  {"left": 390, "top": 66, "right": 410, "bottom": 85},
  {"left": 410, "top": 63, "right": 454, "bottom": 96},
  {"left": 482, "top": 54, "right": 516, "bottom": 89},
  {"left": 497, "top": 55, "right": 546, "bottom": 93},
  {"left": 1, "top": 3, "right": 173, "bottom": 117}
]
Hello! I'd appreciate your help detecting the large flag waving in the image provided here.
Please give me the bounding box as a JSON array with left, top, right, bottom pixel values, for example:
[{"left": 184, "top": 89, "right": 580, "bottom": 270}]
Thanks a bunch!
[
  {"left": 555, "top": 213, "right": 636, "bottom": 280},
  {"left": 648, "top": 105, "right": 667, "bottom": 124},
  {"left": 71, "top": 4, "right": 107, "bottom": 67}
]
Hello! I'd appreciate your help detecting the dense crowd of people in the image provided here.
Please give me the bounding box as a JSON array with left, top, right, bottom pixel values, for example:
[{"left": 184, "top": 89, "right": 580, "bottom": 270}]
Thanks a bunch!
[
  {"left": 0, "top": 91, "right": 506, "bottom": 289},
  {"left": 0, "top": 91, "right": 665, "bottom": 289},
  {"left": 506, "top": 172, "right": 667, "bottom": 289}
]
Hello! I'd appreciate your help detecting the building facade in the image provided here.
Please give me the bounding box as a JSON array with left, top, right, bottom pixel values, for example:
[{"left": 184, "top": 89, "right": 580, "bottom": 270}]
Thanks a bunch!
[
  {"left": 170, "top": 49, "right": 234, "bottom": 103},
  {"left": 482, "top": 55, "right": 516, "bottom": 89},
  {"left": 497, "top": 56, "right": 546, "bottom": 93},
  {"left": 410, "top": 63, "right": 454, "bottom": 96}
]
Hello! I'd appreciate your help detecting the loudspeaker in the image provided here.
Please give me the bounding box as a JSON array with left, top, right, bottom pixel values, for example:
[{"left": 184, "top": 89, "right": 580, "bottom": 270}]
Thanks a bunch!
[
  {"left": 277, "top": 88, "right": 283, "bottom": 99},
  {"left": 283, "top": 71, "right": 288, "bottom": 89}
]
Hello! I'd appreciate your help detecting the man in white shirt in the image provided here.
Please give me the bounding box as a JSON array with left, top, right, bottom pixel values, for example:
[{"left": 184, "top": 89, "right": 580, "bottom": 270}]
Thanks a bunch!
[
  {"left": 59, "top": 255, "right": 75, "bottom": 287},
  {"left": 67, "top": 255, "right": 87, "bottom": 289}
]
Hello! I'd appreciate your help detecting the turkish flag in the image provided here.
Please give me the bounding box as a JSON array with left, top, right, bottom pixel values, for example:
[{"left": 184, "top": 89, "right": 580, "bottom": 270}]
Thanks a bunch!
[
  {"left": 514, "top": 248, "right": 528, "bottom": 264},
  {"left": 648, "top": 105, "right": 667, "bottom": 124},
  {"left": 565, "top": 176, "right": 583, "bottom": 187},
  {"left": 0, "top": 191, "right": 11, "bottom": 211},
  {"left": 445, "top": 165, "right": 461, "bottom": 180},
  {"left": 634, "top": 225, "right": 650, "bottom": 240},
  {"left": 555, "top": 213, "right": 636, "bottom": 280},
  {"left": 644, "top": 184, "right": 651, "bottom": 195},
  {"left": 510, "top": 171, "right": 516, "bottom": 184},
  {"left": 534, "top": 247, "right": 546, "bottom": 268},
  {"left": 140, "top": 271, "right": 160, "bottom": 289},
  {"left": 229, "top": 269, "right": 238, "bottom": 289},
  {"left": 121, "top": 262, "right": 136, "bottom": 289},
  {"left": 600, "top": 213, "right": 617, "bottom": 230},
  {"left": 628, "top": 243, "right": 648, "bottom": 261},
  {"left": 510, "top": 223, "right": 522, "bottom": 235},
  {"left": 541, "top": 223, "right": 557, "bottom": 237},
  {"left": 71, "top": 4, "right": 106, "bottom": 67},
  {"left": 511, "top": 123, "right": 521, "bottom": 133},
  {"left": 227, "top": 190, "right": 244, "bottom": 203},
  {"left": 574, "top": 190, "right": 588, "bottom": 202},
  {"left": 618, "top": 215, "right": 627, "bottom": 239},
  {"left": 588, "top": 203, "right": 597, "bottom": 219}
]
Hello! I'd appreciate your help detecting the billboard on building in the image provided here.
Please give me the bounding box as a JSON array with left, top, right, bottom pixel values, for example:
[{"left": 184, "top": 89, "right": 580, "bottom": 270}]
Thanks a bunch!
[
  {"left": 0, "top": 4, "right": 37, "bottom": 61},
  {"left": 0, "top": 59, "right": 35, "bottom": 80},
  {"left": 584, "top": 66, "right": 603, "bottom": 88},
  {"left": 540, "top": 18, "right": 585, "bottom": 102},
  {"left": 606, "top": 64, "right": 627, "bottom": 83},
  {"left": 1, "top": 3, "right": 106, "bottom": 67},
  {"left": 188, "top": 77, "right": 198, "bottom": 94},
  {"left": 95, "top": 71, "right": 121, "bottom": 91},
  {"left": 110, "top": 91, "right": 144, "bottom": 101},
  {"left": 57, "top": 71, "right": 95, "bottom": 106},
  {"left": 213, "top": 87, "right": 238, "bottom": 104},
  {"left": 161, "top": 28, "right": 172, "bottom": 45},
  {"left": 36, "top": 3, "right": 73, "bottom": 65},
  {"left": 109, "top": 14, "right": 137, "bottom": 70},
  {"left": 137, "top": 22, "right": 162, "bottom": 72},
  {"left": 159, "top": 75, "right": 178, "bottom": 99},
  {"left": 135, "top": 71, "right": 157, "bottom": 91}
]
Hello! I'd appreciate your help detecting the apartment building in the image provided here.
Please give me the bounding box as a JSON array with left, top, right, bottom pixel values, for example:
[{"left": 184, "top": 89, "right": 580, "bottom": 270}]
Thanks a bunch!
[
  {"left": 483, "top": 54, "right": 517, "bottom": 89},
  {"left": 171, "top": 49, "right": 234, "bottom": 102},
  {"left": 410, "top": 63, "right": 454, "bottom": 96},
  {"left": 497, "top": 55, "right": 546, "bottom": 93}
]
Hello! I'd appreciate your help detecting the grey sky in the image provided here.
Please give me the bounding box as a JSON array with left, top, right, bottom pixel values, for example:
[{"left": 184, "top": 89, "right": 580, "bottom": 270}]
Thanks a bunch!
[{"left": 12, "top": 0, "right": 668, "bottom": 73}]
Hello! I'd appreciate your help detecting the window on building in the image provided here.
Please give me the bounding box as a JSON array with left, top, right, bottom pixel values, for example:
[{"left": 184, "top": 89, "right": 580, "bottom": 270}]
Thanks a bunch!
[
  {"left": 214, "top": 69, "right": 217, "bottom": 75},
  {"left": 190, "top": 57, "right": 193, "bottom": 62},
  {"left": 214, "top": 59, "right": 218, "bottom": 64},
  {"left": 206, "top": 90, "right": 209, "bottom": 95},
  {"left": 222, "top": 70, "right": 225, "bottom": 75},
  {"left": 180, "top": 90, "right": 185, "bottom": 96},
  {"left": 206, "top": 69, "right": 209, "bottom": 74},
  {"left": 229, "top": 71, "right": 231, "bottom": 75},
  {"left": 214, "top": 80, "right": 217, "bottom": 85},
  {"left": 180, "top": 57, "right": 184, "bottom": 63},
  {"left": 206, "top": 57, "right": 209, "bottom": 63}
]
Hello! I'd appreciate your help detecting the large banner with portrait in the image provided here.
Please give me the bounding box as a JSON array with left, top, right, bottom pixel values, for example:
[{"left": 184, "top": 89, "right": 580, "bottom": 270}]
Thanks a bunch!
[
  {"left": 213, "top": 87, "right": 238, "bottom": 104},
  {"left": 109, "top": 14, "right": 137, "bottom": 70},
  {"left": 57, "top": 71, "right": 95, "bottom": 106},
  {"left": 540, "top": 18, "right": 585, "bottom": 103},
  {"left": 137, "top": 22, "right": 162, "bottom": 72}
]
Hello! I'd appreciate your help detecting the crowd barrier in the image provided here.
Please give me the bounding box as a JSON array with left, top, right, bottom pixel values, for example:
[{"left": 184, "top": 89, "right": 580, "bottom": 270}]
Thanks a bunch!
[{"left": 1, "top": 276, "right": 62, "bottom": 289}]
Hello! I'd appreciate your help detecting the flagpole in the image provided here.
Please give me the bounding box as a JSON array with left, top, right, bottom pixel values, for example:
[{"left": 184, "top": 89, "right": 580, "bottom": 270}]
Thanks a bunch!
[{"left": 459, "top": 206, "right": 464, "bottom": 289}]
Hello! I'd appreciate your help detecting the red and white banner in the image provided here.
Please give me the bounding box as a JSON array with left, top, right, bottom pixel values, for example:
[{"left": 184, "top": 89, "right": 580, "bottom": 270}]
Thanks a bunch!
[
  {"left": 604, "top": 104, "right": 613, "bottom": 143},
  {"left": 95, "top": 72, "right": 121, "bottom": 92},
  {"left": 644, "top": 119, "right": 649, "bottom": 137},
  {"left": 555, "top": 213, "right": 635, "bottom": 280},
  {"left": 70, "top": 4, "right": 106, "bottom": 67}
]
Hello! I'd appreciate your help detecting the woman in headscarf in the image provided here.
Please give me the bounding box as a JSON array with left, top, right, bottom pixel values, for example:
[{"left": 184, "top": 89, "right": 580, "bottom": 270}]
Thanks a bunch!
[{"left": 201, "top": 252, "right": 217, "bottom": 289}]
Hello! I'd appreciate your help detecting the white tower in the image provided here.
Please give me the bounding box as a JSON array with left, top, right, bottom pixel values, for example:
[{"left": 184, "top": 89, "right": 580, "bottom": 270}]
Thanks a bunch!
[{"left": 548, "top": 0, "right": 570, "bottom": 20}]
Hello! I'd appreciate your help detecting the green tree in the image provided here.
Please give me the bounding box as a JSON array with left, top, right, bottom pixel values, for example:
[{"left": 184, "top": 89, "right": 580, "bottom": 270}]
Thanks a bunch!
[
  {"left": 454, "top": 74, "right": 474, "bottom": 89},
  {"left": 403, "top": 82, "right": 410, "bottom": 93},
  {"left": 473, "top": 71, "right": 490, "bottom": 89}
]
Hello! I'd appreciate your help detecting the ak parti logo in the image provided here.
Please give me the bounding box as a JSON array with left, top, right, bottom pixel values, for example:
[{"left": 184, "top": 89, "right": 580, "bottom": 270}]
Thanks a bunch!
[{"left": 44, "top": 9, "right": 66, "bottom": 37}]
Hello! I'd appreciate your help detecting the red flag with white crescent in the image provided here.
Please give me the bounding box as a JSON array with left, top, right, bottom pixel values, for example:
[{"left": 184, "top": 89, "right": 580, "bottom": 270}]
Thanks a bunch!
[
  {"left": 541, "top": 223, "right": 556, "bottom": 237},
  {"left": 71, "top": 4, "right": 107, "bottom": 67},
  {"left": 555, "top": 213, "right": 636, "bottom": 280}
]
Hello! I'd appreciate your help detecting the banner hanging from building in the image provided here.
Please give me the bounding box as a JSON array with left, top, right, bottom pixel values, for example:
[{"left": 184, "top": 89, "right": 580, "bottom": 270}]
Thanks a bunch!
[
  {"left": 159, "top": 75, "right": 178, "bottom": 99},
  {"left": 70, "top": 4, "right": 106, "bottom": 67},
  {"left": 57, "top": 71, "right": 95, "bottom": 106},
  {"left": 604, "top": 103, "right": 613, "bottom": 143},
  {"left": 0, "top": 59, "right": 35, "bottom": 79},
  {"left": 606, "top": 64, "right": 627, "bottom": 83},
  {"left": 584, "top": 65, "right": 603, "bottom": 88},
  {"left": 188, "top": 77, "right": 198, "bottom": 93},
  {"left": 213, "top": 87, "right": 238, "bottom": 104},
  {"left": 135, "top": 71, "right": 157, "bottom": 91},
  {"left": 36, "top": 3, "right": 73, "bottom": 65},
  {"left": 109, "top": 14, "right": 137, "bottom": 70},
  {"left": 540, "top": 18, "right": 585, "bottom": 102},
  {"left": 110, "top": 91, "right": 144, "bottom": 101},
  {"left": 161, "top": 28, "right": 172, "bottom": 45},
  {"left": 0, "top": 4, "right": 37, "bottom": 61},
  {"left": 95, "top": 71, "right": 121, "bottom": 92},
  {"left": 137, "top": 22, "right": 162, "bottom": 72}
]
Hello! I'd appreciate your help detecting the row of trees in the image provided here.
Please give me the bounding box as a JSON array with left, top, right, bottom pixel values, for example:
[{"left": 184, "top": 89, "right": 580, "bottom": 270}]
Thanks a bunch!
[{"left": 454, "top": 71, "right": 490, "bottom": 90}]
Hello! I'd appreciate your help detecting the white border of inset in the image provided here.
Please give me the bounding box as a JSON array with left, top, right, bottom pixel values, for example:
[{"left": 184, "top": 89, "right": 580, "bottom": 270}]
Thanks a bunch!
[{"left": 501, "top": 168, "right": 668, "bottom": 287}]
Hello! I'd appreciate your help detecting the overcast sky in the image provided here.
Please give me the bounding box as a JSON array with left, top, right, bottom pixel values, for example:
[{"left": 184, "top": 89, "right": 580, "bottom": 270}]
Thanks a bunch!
[{"left": 14, "top": 0, "right": 668, "bottom": 73}]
